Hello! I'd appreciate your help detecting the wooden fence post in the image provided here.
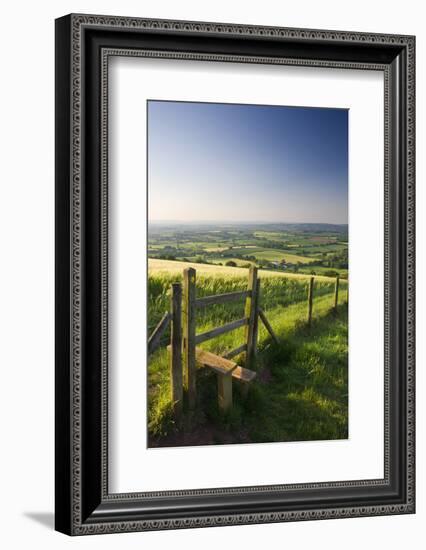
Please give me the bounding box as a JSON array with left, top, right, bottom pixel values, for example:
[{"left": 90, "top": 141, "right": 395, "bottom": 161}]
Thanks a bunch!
[
  {"left": 170, "top": 283, "right": 182, "bottom": 417},
  {"left": 252, "top": 278, "right": 260, "bottom": 356},
  {"left": 307, "top": 276, "right": 314, "bottom": 326},
  {"left": 217, "top": 372, "right": 233, "bottom": 413},
  {"left": 244, "top": 266, "right": 258, "bottom": 365},
  {"left": 334, "top": 275, "right": 340, "bottom": 310},
  {"left": 182, "top": 268, "right": 196, "bottom": 409}
]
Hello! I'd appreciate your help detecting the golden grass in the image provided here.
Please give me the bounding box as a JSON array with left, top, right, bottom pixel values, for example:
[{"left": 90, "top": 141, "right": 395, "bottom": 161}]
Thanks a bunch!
[{"left": 148, "top": 258, "right": 345, "bottom": 284}]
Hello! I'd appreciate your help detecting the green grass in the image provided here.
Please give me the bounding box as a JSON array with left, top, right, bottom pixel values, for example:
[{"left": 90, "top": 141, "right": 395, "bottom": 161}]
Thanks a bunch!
[
  {"left": 296, "top": 265, "right": 349, "bottom": 278},
  {"left": 147, "top": 263, "right": 348, "bottom": 446},
  {"left": 148, "top": 266, "right": 344, "bottom": 329},
  {"left": 227, "top": 246, "right": 312, "bottom": 264}
]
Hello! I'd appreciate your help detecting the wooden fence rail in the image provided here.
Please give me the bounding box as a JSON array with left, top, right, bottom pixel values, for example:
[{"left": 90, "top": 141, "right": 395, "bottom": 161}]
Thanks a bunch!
[
  {"left": 195, "top": 317, "right": 249, "bottom": 345},
  {"left": 147, "top": 312, "right": 171, "bottom": 356},
  {"left": 259, "top": 308, "right": 279, "bottom": 344},
  {"left": 195, "top": 290, "right": 250, "bottom": 308},
  {"left": 223, "top": 343, "right": 248, "bottom": 360}
]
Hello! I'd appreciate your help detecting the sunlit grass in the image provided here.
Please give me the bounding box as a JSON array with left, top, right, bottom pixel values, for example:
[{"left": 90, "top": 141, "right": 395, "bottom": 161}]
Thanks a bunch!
[{"left": 147, "top": 263, "right": 348, "bottom": 446}]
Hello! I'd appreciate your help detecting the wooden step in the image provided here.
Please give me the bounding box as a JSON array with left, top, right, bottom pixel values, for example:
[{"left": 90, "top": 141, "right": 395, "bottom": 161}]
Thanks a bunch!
[
  {"left": 232, "top": 366, "right": 257, "bottom": 383},
  {"left": 195, "top": 348, "right": 238, "bottom": 375}
]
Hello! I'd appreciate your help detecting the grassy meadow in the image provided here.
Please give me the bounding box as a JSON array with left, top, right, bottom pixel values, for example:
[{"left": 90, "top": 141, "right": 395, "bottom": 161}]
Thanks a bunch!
[{"left": 148, "top": 254, "right": 349, "bottom": 447}]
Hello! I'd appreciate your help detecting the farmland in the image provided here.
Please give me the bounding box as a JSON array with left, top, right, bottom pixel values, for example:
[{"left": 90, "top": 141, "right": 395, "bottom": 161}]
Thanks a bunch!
[
  {"left": 147, "top": 239, "right": 349, "bottom": 447},
  {"left": 148, "top": 222, "right": 348, "bottom": 278}
]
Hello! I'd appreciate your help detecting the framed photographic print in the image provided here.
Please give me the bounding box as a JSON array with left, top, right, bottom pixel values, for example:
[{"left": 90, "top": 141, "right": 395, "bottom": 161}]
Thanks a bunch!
[{"left": 55, "top": 14, "right": 415, "bottom": 535}]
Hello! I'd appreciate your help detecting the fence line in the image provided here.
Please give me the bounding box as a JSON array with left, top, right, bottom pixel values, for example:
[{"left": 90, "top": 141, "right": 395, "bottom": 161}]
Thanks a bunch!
[{"left": 148, "top": 269, "right": 345, "bottom": 414}]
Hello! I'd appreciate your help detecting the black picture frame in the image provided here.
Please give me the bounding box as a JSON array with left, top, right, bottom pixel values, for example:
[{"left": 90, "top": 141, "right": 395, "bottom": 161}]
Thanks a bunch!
[{"left": 55, "top": 13, "right": 415, "bottom": 535}]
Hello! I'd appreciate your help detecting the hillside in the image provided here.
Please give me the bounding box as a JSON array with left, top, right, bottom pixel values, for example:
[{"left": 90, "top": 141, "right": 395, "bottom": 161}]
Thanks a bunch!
[
  {"left": 148, "top": 258, "right": 344, "bottom": 283},
  {"left": 147, "top": 258, "right": 348, "bottom": 447}
]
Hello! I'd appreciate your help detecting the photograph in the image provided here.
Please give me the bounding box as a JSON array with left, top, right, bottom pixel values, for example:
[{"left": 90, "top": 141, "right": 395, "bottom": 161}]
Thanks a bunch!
[{"left": 147, "top": 100, "right": 349, "bottom": 448}]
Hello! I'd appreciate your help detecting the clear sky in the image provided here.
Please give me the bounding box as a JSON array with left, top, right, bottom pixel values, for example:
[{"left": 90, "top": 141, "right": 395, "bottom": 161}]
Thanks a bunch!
[{"left": 148, "top": 100, "right": 348, "bottom": 224}]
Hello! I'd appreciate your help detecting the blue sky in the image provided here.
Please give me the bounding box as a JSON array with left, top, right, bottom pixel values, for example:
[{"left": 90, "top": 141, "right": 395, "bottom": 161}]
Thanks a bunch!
[{"left": 148, "top": 100, "right": 348, "bottom": 224}]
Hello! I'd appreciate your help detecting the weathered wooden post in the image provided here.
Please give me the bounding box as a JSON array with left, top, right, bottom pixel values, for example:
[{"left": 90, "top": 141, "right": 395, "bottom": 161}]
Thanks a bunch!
[
  {"left": 182, "top": 268, "right": 196, "bottom": 409},
  {"left": 252, "top": 278, "right": 261, "bottom": 356},
  {"left": 244, "top": 266, "right": 258, "bottom": 365},
  {"left": 170, "top": 283, "right": 183, "bottom": 417},
  {"left": 307, "top": 276, "right": 314, "bottom": 326},
  {"left": 217, "top": 372, "right": 233, "bottom": 413},
  {"left": 334, "top": 275, "right": 340, "bottom": 310}
]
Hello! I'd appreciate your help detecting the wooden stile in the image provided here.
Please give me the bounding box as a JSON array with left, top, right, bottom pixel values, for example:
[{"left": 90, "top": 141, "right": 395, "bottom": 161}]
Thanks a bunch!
[
  {"left": 307, "top": 276, "right": 314, "bottom": 326},
  {"left": 170, "top": 283, "right": 183, "bottom": 416},
  {"left": 232, "top": 365, "right": 257, "bottom": 398},
  {"left": 195, "top": 348, "right": 237, "bottom": 375},
  {"left": 195, "top": 347, "right": 237, "bottom": 413},
  {"left": 165, "top": 265, "right": 282, "bottom": 417},
  {"left": 232, "top": 366, "right": 257, "bottom": 383},
  {"left": 182, "top": 268, "right": 196, "bottom": 408},
  {"left": 195, "top": 346, "right": 256, "bottom": 408}
]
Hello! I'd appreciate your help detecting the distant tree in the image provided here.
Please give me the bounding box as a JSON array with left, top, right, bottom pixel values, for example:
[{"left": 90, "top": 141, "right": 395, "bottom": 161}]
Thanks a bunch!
[{"left": 225, "top": 260, "right": 237, "bottom": 267}]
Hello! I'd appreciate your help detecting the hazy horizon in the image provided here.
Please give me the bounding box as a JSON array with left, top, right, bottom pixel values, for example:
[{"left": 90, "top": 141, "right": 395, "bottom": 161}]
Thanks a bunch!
[
  {"left": 148, "top": 101, "right": 348, "bottom": 224},
  {"left": 149, "top": 220, "right": 348, "bottom": 226}
]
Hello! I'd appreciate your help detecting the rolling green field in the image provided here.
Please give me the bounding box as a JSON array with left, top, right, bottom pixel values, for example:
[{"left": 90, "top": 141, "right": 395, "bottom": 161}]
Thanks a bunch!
[
  {"left": 148, "top": 223, "right": 348, "bottom": 278},
  {"left": 148, "top": 257, "right": 349, "bottom": 447}
]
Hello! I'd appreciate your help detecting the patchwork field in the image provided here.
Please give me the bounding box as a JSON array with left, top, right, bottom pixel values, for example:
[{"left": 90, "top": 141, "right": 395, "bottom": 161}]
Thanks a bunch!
[{"left": 148, "top": 223, "right": 348, "bottom": 278}]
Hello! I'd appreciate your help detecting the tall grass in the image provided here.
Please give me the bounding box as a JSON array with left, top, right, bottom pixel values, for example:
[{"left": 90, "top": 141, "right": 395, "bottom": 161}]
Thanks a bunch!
[{"left": 148, "top": 271, "right": 344, "bottom": 328}]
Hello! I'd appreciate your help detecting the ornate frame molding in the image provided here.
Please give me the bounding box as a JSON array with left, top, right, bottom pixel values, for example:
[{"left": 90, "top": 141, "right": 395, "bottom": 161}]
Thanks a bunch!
[{"left": 55, "top": 14, "right": 415, "bottom": 535}]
